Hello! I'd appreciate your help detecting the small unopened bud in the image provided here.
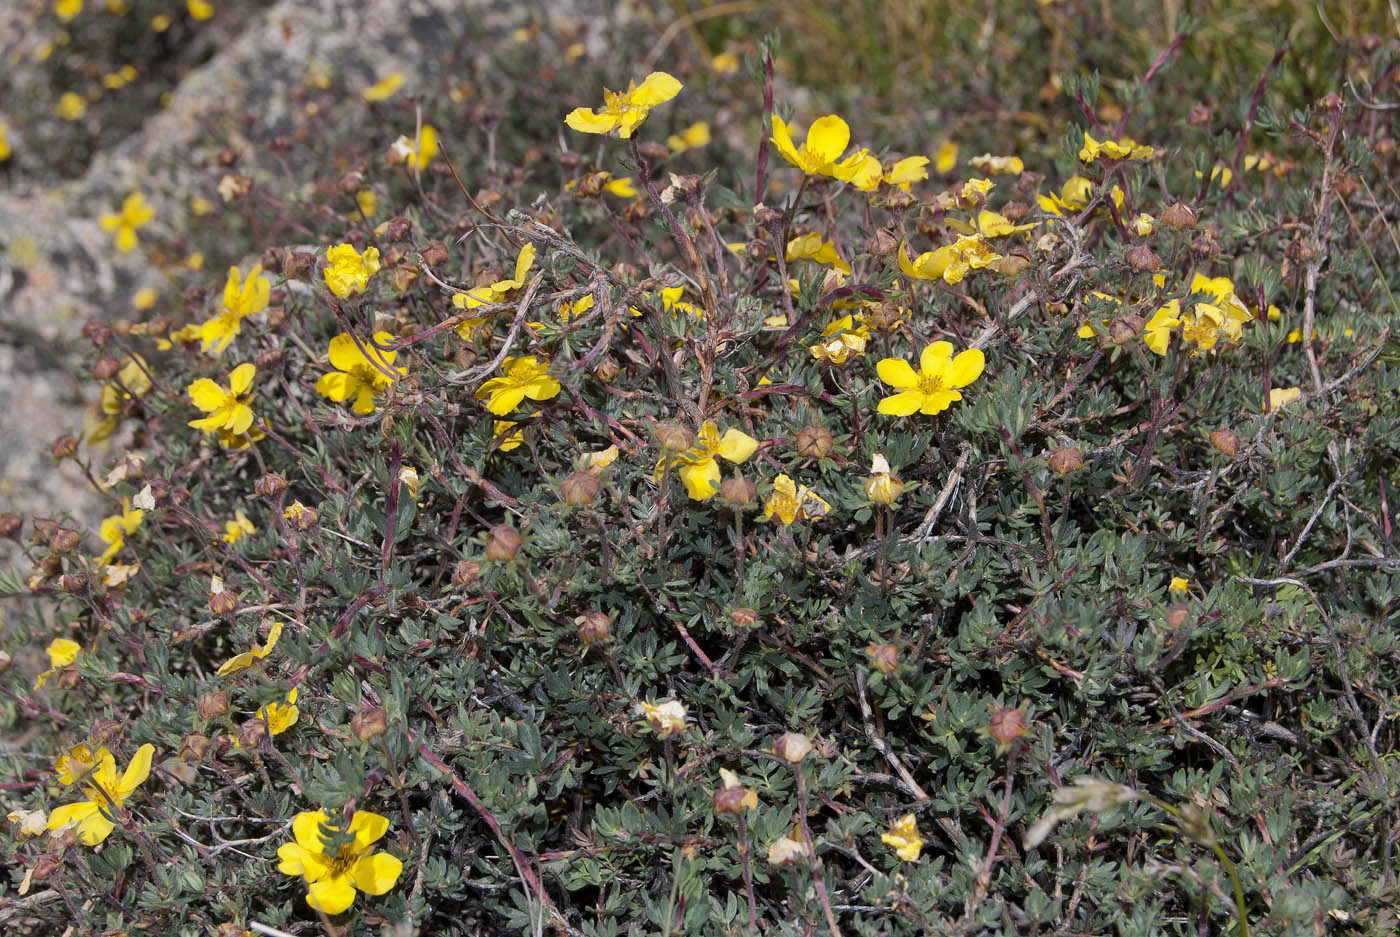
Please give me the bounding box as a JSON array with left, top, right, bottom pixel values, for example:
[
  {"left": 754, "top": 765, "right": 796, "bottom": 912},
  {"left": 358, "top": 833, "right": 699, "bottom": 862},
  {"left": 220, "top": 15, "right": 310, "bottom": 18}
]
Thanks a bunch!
[
  {"left": 179, "top": 733, "right": 210, "bottom": 761},
  {"left": 1208, "top": 428, "right": 1240, "bottom": 457},
  {"left": 50, "top": 529, "right": 81, "bottom": 553},
  {"left": 1126, "top": 244, "right": 1161, "bottom": 271},
  {"left": 655, "top": 425, "right": 694, "bottom": 453},
  {"left": 49, "top": 435, "right": 84, "bottom": 464},
  {"left": 351, "top": 706, "right": 390, "bottom": 742},
  {"left": 0, "top": 513, "right": 21, "bottom": 540},
  {"left": 866, "top": 643, "right": 900, "bottom": 674},
  {"left": 557, "top": 151, "right": 582, "bottom": 169},
  {"left": 1188, "top": 105, "right": 1212, "bottom": 125},
  {"left": 866, "top": 228, "right": 899, "bottom": 256},
  {"left": 209, "top": 588, "right": 239, "bottom": 616},
  {"left": 451, "top": 560, "right": 482, "bottom": 586},
  {"left": 419, "top": 241, "right": 450, "bottom": 267},
  {"left": 283, "top": 251, "right": 313, "bottom": 279},
  {"left": 753, "top": 204, "right": 782, "bottom": 228},
  {"left": 59, "top": 573, "right": 88, "bottom": 593},
  {"left": 384, "top": 216, "right": 412, "bottom": 242},
  {"left": 988, "top": 706, "right": 1028, "bottom": 745},
  {"left": 1109, "top": 313, "right": 1146, "bottom": 345},
  {"left": 1189, "top": 231, "right": 1219, "bottom": 257},
  {"left": 730, "top": 607, "right": 760, "bottom": 629},
  {"left": 82, "top": 320, "right": 113, "bottom": 347},
  {"left": 93, "top": 356, "right": 121, "bottom": 381},
  {"left": 0, "top": 650, "right": 10, "bottom": 673},
  {"left": 197, "top": 691, "right": 232, "bottom": 720},
  {"left": 1047, "top": 446, "right": 1084, "bottom": 475},
  {"left": 31, "top": 854, "right": 63, "bottom": 882},
  {"left": 795, "top": 425, "right": 834, "bottom": 459},
  {"left": 720, "top": 476, "right": 757, "bottom": 507},
  {"left": 1376, "top": 137, "right": 1396, "bottom": 156},
  {"left": 1164, "top": 603, "right": 1191, "bottom": 629},
  {"left": 254, "top": 474, "right": 287, "bottom": 498},
  {"left": 1160, "top": 202, "right": 1197, "bottom": 230},
  {"left": 485, "top": 524, "right": 523, "bottom": 562},
  {"left": 238, "top": 719, "right": 268, "bottom": 749},
  {"left": 1333, "top": 173, "right": 1357, "bottom": 198},
  {"left": 638, "top": 140, "right": 670, "bottom": 164},
  {"left": 261, "top": 246, "right": 286, "bottom": 271},
  {"left": 713, "top": 785, "right": 752, "bottom": 814},
  {"left": 89, "top": 718, "right": 121, "bottom": 745},
  {"left": 575, "top": 611, "right": 611, "bottom": 646},
  {"left": 593, "top": 357, "right": 621, "bottom": 382},
  {"left": 560, "top": 471, "right": 601, "bottom": 506},
  {"left": 36, "top": 554, "right": 63, "bottom": 581},
  {"left": 337, "top": 171, "right": 364, "bottom": 195},
  {"left": 774, "top": 732, "right": 814, "bottom": 764}
]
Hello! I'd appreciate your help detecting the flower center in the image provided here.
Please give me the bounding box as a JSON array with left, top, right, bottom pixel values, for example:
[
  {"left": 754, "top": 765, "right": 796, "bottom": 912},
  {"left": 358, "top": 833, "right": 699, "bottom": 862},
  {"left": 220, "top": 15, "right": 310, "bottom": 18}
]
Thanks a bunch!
[{"left": 918, "top": 373, "right": 946, "bottom": 396}]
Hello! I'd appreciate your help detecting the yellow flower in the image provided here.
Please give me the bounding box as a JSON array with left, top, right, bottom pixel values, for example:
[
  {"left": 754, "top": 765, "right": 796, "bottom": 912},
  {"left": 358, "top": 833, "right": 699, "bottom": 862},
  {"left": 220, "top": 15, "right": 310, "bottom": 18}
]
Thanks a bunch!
[
  {"left": 1195, "top": 165, "right": 1232, "bottom": 189},
  {"left": 653, "top": 420, "right": 758, "bottom": 501},
  {"left": 640, "top": 700, "right": 686, "bottom": 737},
  {"left": 398, "top": 466, "right": 420, "bottom": 499},
  {"left": 934, "top": 140, "right": 959, "bottom": 173},
  {"left": 362, "top": 72, "right": 404, "bottom": 101},
  {"left": 97, "top": 500, "right": 143, "bottom": 564},
  {"left": 603, "top": 176, "right": 638, "bottom": 198},
  {"left": 492, "top": 420, "right": 524, "bottom": 452},
  {"left": 189, "top": 363, "right": 257, "bottom": 437},
  {"left": 354, "top": 189, "right": 377, "bottom": 219},
  {"left": 770, "top": 114, "right": 881, "bottom": 189},
  {"left": 882, "top": 155, "right": 929, "bottom": 190},
  {"left": 948, "top": 209, "right": 1037, "bottom": 240},
  {"left": 186, "top": 0, "right": 214, "bottom": 20},
  {"left": 968, "top": 153, "right": 1024, "bottom": 175},
  {"left": 1079, "top": 131, "right": 1153, "bottom": 163},
  {"left": 222, "top": 509, "right": 255, "bottom": 544},
  {"left": 216, "top": 620, "right": 282, "bottom": 675},
  {"left": 255, "top": 688, "right": 299, "bottom": 736},
  {"left": 786, "top": 232, "right": 851, "bottom": 275},
  {"left": 131, "top": 287, "right": 157, "bottom": 310},
  {"left": 389, "top": 124, "right": 437, "bottom": 171},
  {"left": 55, "top": 0, "right": 83, "bottom": 21},
  {"left": 0, "top": 121, "right": 11, "bottom": 162},
  {"left": 1169, "top": 576, "right": 1189, "bottom": 595},
  {"left": 475, "top": 356, "right": 560, "bottom": 416},
  {"left": 277, "top": 809, "right": 403, "bottom": 914},
  {"left": 34, "top": 638, "right": 82, "bottom": 690},
  {"left": 666, "top": 121, "right": 711, "bottom": 154},
  {"left": 200, "top": 265, "right": 270, "bottom": 354},
  {"left": 579, "top": 444, "right": 619, "bottom": 472},
  {"left": 764, "top": 474, "right": 830, "bottom": 525},
  {"left": 315, "top": 331, "right": 406, "bottom": 415},
  {"left": 56, "top": 744, "right": 106, "bottom": 785},
  {"left": 898, "top": 236, "right": 1001, "bottom": 285},
  {"left": 98, "top": 354, "right": 152, "bottom": 419},
  {"left": 565, "top": 71, "right": 682, "bottom": 138},
  {"left": 324, "top": 243, "right": 380, "bottom": 298},
  {"left": 1131, "top": 213, "right": 1156, "bottom": 236},
  {"left": 1266, "top": 387, "right": 1302, "bottom": 412},
  {"left": 453, "top": 243, "right": 536, "bottom": 336},
  {"left": 864, "top": 454, "right": 905, "bottom": 504},
  {"left": 876, "top": 341, "right": 985, "bottom": 416},
  {"left": 710, "top": 51, "right": 740, "bottom": 73},
  {"left": 99, "top": 192, "right": 154, "bottom": 252},
  {"left": 808, "top": 315, "right": 870, "bottom": 366},
  {"left": 46, "top": 744, "right": 155, "bottom": 846},
  {"left": 881, "top": 813, "right": 923, "bottom": 861},
  {"left": 190, "top": 195, "right": 213, "bottom": 215},
  {"left": 1142, "top": 302, "right": 1182, "bottom": 355},
  {"left": 1038, "top": 176, "right": 1094, "bottom": 216},
  {"left": 1144, "top": 274, "right": 1252, "bottom": 357}
]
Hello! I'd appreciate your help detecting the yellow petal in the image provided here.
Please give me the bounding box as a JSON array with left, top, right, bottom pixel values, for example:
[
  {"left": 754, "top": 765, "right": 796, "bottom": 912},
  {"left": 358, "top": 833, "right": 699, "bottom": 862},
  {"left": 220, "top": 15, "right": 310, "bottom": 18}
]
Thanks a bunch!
[
  {"left": 115, "top": 744, "right": 154, "bottom": 797},
  {"left": 876, "top": 357, "right": 919, "bottom": 389},
  {"left": 678, "top": 459, "right": 722, "bottom": 500},
  {"left": 188, "top": 378, "right": 226, "bottom": 412},
  {"left": 878, "top": 391, "right": 924, "bottom": 416},
  {"left": 920, "top": 342, "right": 954, "bottom": 376},
  {"left": 293, "top": 809, "right": 331, "bottom": 851},
  {"left": 306, "top": 874, "right": 358, "bottom": 914},
  {"left": 352, "top": 851, "right": 404, "bottom": 895},
  {"left": 47, "top": 638, "right": 81, "bottom": 666},
  {"left": 947, "top": 348, "right": 985, "bottom": 387},
  {"left": 565, "top": 107, "right": 619, "bottom": 135},
  {"left": 716, "top": 428, "right": 758, "bottom": 463},
  {"left": 227, "top": 363, "right": 256, "bottom": 396},
  {"left": 347, "top": 810, "right": 390, "bottom": 851},
  {"left": 633, "top": 71, "right": 683, "bottom": 106},
  {"left": 770, "top": 114, "right": 802, "bottom": 166},
  {"left": 805, "top": 115, "right": 850, "bottom": 165}
]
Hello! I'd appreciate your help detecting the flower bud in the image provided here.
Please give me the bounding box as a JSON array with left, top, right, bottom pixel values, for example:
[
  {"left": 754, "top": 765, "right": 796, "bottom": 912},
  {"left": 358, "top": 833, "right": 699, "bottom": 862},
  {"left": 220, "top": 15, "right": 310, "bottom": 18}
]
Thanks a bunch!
[
  {"left": 254, "top": 474, "right": 287, "bottom": 498},
  {"left": 655, "top": 425, "right": 694, "bottom": 453},
  {"left": 209, "top": 587, "right": 239, "bottom": 616},
  {"left": 384, "top": 216, "right": 412, "bottom": 243},
  {"left": 1208, "top": 428, "right": 1240, "bottom": 458},
  {"left": 282, "top": 251, "right": 313, "bottom": 280},
  {"left": 560, "top": 471, "right": 601, "bottom": 506},
  {"left": 351, "top": 706, "right": 390, "bottom": 742},
  {"left": 282, "top": 501, "right": 318, "bottom": 530},
  {"left": 641, "top": 700, "right": 686, "bottom": 737},
  {"left": 238, "top": 718, "right": 268, "bottom": 749},
  {"left": 1188, "top": 105, "right": 1212, "bottom": 125},
  {"left": 50, "top": 528, "right": 81, "bottom": 553},
  {"left": 575, "top": 611, "right": 611, "bottom": 646},
  {"left": 337, "top": 171, "right": 363, "bottom": 195},
  {"left": 1189, "top": 232, "right": 1219, "bottom": 257},
  {"left": 92, "top": 356, "right": 121, "bottom": 381},
  {"left": 59, "top": 572, "right": 89, "bottom": 593},
  {"left": 773, "top": 732, "right": 814, "bottom": 764},
  {"left": 451, "top": 560, "right": 482, "bottom": 586},
  {"left": 1126, "top": 244, "right": 1161, "bottom": 271},
  {"left": 720, "top": 476, "right": 757, "bottom": 507},
  {"left": 82, "top": 320, "right": 113, "bottom": 347},
  {"left": 988, "top": 706, "right": 1028, "bottom": 745},
  {"left": 593, "top": 357, "right": 621, "bottom": 382},
  {"left": 1109, "top": 313, "right": 1146, "bottom": 345},
  {"left": 713, "top": 785, "right": 753, "bottom": 814},
  {"left": 1376, "top": 137, "right": 1396, "bottom": 157},
  {"left": 866, "top": 228, "right": 899, "bottom": 256},
  {"left": 1160, "top": 202, "right": 1198, "bottom": 230},
  {"left": 89, "top": 718, "right": 121, "bottom": 745},
  {"left": 730, "top": 607, "right": 759, "bottom": 629},
  {"left": 0, "top": 650, "right": 10, "bottom": 673},
  {"left": 767, "top": 835, "right": 808, "bottom": 866},
  {"left": 864, "top": 454, "right": 904, "bottom": 504},
  {"left": 179, "top": 733, "right": 210, "bottom": 762},
  {"left": 261, "top": 246, "right": 286, "bottom": 271},
  {"left": 197, "top": 691, "right": 232, "bottom": 720},
  {"left": 1164, "top": 603, "right": 1191, "bottom": 629},
  {"left": 1001, "top": 200, "right": 1030, "bottom": 223},
  {"left": 32, "top": 854, "right": 63, "bottom": 882},
  {"left": 419, "top": 240, "right": 450, "bottom": 267},
  {"left": 866, "top": 643, "right": 900, "bottom": 673},
  {"left": 795, "top": 425, "right": 834, "bottom": 459},
  {"left": 485, "top": 524, "right": 523, "bottom": 562},
  {"left": 638, "top": 140, "right": 670, "bottom": 164},
  {"left": 1047, "top": 446, "right": 1084, "bottom": 475},
  {"left": 0, "top": 513, "right": 21, "bottom": 540},
  {"left": 35, "top": 554, "right": 63, "bottom": 582}
]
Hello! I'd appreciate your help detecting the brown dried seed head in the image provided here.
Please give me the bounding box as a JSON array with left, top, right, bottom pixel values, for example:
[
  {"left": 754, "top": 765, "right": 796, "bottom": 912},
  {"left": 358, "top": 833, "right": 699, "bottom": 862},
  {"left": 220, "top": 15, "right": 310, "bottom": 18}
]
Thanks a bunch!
[
  {"left": 561, "top": 471, "right": 601, "bottom": 506},
  {"left": 1047, "top": 446, "right": 1085, "bottom": 475},
  {"left": 197, "top": 691, "right": 232, "bottom": 720},
  {"left": 351, "top": 706, "right": 390, "bottom": 742},
  {"left": 795, "top": 425, "right": 834, "bottom": 459},
  {"left": 1208, "top": 428, "right": 1240, "bottom": 458},
  {"left": 866, "top": 643, "right": 900, "bottom": 674},
  {"left": 1160, "top": 202, "right": 1198, "bottom": 230},
  {"left": 988, "top": 706, "right": 1028, "bottom": 745},
  {"left": 485, "top": 524, "right": 523, "bottom": 562},
  {"left": 575, "top": 611, "right": 612, "bottom": 646}
]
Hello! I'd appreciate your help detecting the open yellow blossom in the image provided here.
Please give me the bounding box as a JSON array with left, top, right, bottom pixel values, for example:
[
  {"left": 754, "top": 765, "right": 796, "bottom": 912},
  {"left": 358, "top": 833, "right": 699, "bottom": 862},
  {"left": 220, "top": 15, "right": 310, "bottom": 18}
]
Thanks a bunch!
[
  {"left": 764, "top": 474, "right": 830, "bottom": 525},
  {"left": 97, "top": 354, "right": 152, "bottom": 433},
  {"left": 603, "top": 176, "right": 638, "bottom": 198},
  {"left": 1143, "top": 273, "right": 1252, "bottom": 357},
  {"left": 786, "top": 232, "right": 851, "bottom": 275},
  {"left": 934, "top": 140, "right": 959, "bottom": 173},
  {"left": 809, "top": 315, "right": 870, "bottom": 366},
  {"left": 969, "top": 153, "right": 1025, "bottom": 175},
  {"left": 640, "top": 700, "right": 686, "bottom": 737},
  {"left": 475, "top": 356, "right": 560, "bottom": 416},
  {"left": 46, "top": 744, "right": 154, "bottom": 846},
  {"left": 56, "top": 744, "right": 105, "bottom": 785},
  {"left": 57, "top": 92, "right": 87, "bottom": 121},
  {"left": 453, "top": 243, "right": 536, "bottom": 338},
  {"left": 390, "top": 124, "right": 437, "bottom": 171},
  {"left": 200, "top": 265, "right": 270, "bottom": 354},
  {"left": 1266, "top": 387, "right": 1302, "bottom": 412},
  {"left": 55, "top": 0, "right": 84, "bottom": 21},
  {"left": 216, "top": 621, "right": 282, "bottom": 675},
  {"left": 323, "top": 243, "right": 381, "bottom": 298},
  {"left": 97, "top": 500, "right": 143, "bottom": 564},
  {"left": 99, "top": 192, "right": 154, "bottom": 252},
  {"left": 882, "top": 155, "right": 929, "bottom": 189},
  {"left": 189, "top": 363, "right": 257, "bottom": 436},
  {"left": 666, "top": 121, "right": 711, "bottom": 154},
  {"left": 187, "top": 0, "right": 214, "bottom": 19},
  {"left": 316, "top": 332, "right": 406, "bottom": 415},
  {"left": 1079, "top": 131, "right": 1153, "bottom": 163},
  {"left": 948, "top": 209, "right": 1037, "bottom": 240},
  {"left": 876, "top": 341, "right": 984, "bottom": 416},
  {"left": 34, "top": 638, "right": 82, "bottom": 690},
  {"left": 0, "top": 122, "right": 11, "bottom": 162},
  {"left": 277, "top": 809, "right": 403, "bottom": 915},
  {"left": 256, "top": 688, "right": 299, "bottom": 736},
  {"left": 1169, "top": 576, "right": 1189, "bottom": 595},
  {"left": 1038, "top": 176, "right": 1094, "bottom": 216},
  {"left": 864, "top": 454, "right": 905, "bottom": 504},
  {"left": 710, "top": 51, "right": 740, "bottom": 73},
  {"left": 362, "top": 72, "right": 404, "bottom": 101},
  {"left": 654, "top": 420, "right": 758, "bottom": 501},
  {"left": 565, "top": 72, "right": 682, "bottom": 138},
  {"left": 898, "top": 236, "right": 1001, "bottom": 285},
  {"left": 222, "top": 509, "right": 255, "bottom": 544},
  {"left": 881, "top": 813, "right": 924, "bottom": 861},
  {"left": 771, "top": 114, "right": 882, "bottom": 189}
]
